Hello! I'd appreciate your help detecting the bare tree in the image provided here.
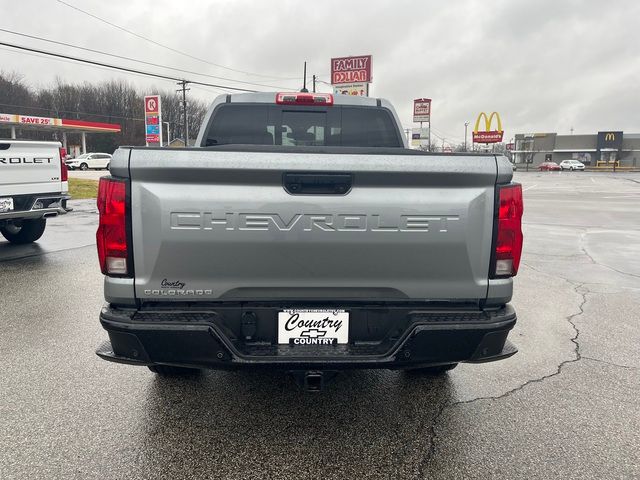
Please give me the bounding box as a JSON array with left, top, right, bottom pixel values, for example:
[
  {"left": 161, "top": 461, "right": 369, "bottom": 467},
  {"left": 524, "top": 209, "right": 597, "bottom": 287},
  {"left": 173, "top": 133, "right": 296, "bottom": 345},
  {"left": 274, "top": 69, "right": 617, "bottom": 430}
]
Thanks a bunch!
[{"left": 0, "top": 72, "right": 209, "bottom": 151}]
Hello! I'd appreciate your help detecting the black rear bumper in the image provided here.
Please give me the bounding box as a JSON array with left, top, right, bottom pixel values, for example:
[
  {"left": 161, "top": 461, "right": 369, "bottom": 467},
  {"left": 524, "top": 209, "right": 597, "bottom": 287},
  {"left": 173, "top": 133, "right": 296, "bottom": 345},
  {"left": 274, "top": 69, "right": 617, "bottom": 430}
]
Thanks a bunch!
[{"left": 97, "top": 303, "right": 517, "bottom": 370}]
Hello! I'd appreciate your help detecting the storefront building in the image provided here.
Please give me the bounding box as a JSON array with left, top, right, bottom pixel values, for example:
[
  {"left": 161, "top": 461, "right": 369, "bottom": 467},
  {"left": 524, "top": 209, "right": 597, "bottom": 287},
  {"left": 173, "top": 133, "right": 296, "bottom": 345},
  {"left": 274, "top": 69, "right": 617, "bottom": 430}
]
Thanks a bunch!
[{"left": 512, "top": 131, "right": 640, "bottom": 168}]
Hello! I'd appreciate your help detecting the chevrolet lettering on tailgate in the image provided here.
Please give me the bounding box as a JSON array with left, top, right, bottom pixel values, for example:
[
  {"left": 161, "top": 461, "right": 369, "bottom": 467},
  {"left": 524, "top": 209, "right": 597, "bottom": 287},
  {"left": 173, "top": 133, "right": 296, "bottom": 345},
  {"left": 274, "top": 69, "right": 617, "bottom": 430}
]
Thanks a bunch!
[{"left": 170, "top": 212, "right": 460, "bottom": 233}]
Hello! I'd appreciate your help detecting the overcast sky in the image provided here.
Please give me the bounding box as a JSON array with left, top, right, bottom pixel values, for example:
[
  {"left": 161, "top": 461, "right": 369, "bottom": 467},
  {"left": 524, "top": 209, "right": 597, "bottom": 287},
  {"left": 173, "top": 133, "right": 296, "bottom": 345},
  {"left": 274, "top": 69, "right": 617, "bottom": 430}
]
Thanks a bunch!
[{"left": 1, "top": 0, "right": 639, "bottom": 145}]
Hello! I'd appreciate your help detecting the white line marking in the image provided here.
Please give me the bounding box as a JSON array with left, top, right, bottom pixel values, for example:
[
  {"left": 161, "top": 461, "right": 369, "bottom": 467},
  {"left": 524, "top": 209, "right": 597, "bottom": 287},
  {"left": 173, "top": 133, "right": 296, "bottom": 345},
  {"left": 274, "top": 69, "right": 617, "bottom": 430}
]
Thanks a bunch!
[
  {"left": 590, "top": 177, "right": 596, "bottom": 183},
  {"left": 523, "top": 184, "right": 538, "bottom": 192}
]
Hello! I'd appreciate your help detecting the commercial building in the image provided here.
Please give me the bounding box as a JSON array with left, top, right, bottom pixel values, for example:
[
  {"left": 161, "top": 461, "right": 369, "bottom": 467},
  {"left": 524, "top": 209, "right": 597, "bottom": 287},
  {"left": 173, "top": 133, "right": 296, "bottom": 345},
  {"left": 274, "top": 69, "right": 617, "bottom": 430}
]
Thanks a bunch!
[
  {"left": 512, "top": 131, "right": 640, "bottom": 168},
  {"left": 0, "top": 112, "right": 120, "bottom": 155}
]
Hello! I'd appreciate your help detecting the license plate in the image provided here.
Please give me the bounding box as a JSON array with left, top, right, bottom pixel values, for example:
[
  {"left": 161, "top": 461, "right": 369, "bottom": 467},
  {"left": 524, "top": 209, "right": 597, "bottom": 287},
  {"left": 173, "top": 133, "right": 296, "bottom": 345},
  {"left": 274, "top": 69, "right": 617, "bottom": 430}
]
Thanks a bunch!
[
  {"left": 0, "top": 197, "right": 14, "bottom": 213},
  {"left": 278, "top": 309, "right": 349, "bottom": 345}
]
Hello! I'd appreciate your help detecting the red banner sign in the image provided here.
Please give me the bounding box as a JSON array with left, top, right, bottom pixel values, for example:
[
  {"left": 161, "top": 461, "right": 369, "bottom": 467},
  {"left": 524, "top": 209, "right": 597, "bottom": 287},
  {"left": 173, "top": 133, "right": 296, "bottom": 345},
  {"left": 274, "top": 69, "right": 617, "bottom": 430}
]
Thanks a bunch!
[
  {"left": 331, "top": 55, "right": 372, "bottom": 85},
  {"left": 473, "top": 131, "right": 504, "bottom": 143}
]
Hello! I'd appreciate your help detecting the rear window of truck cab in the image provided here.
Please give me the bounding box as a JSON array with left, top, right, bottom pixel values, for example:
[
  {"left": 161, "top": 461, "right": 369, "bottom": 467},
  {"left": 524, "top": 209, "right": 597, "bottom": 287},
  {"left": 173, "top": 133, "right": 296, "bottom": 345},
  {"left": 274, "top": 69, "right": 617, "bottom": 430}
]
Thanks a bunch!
[{"left": 204, "top": 104, "right": 402, "bottom": 148}]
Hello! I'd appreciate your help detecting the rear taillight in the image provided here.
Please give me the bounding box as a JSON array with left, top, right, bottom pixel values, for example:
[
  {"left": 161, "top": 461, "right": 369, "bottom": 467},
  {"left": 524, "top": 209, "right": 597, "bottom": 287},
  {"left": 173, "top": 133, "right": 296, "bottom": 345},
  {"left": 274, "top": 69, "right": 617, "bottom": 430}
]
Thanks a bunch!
[
  {"left": 59, "top": 148, "right": 68, "bottom": 182},
  {"left": 493, "top": 183, "right": 523, "bottom": 277},
  {"left": 276, "top": 92, "right": 334, "bottom": 105},
  {"left": 96, "top": 177, "right": 129, "bottom": 276}
]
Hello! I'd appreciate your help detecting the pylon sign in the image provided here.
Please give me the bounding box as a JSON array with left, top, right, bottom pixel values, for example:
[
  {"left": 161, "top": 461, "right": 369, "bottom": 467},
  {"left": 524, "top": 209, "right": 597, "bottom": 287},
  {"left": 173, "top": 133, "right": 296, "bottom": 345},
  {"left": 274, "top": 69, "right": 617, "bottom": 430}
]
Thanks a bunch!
[
  {"left": 472, "top": 111, "right": 503, "bottom": 143},
  {"left": 331, "top": 55, "right": 372, "bottom": 97},
  {"left": 144, "top": 95, "right": 163, "bottom": 146}
]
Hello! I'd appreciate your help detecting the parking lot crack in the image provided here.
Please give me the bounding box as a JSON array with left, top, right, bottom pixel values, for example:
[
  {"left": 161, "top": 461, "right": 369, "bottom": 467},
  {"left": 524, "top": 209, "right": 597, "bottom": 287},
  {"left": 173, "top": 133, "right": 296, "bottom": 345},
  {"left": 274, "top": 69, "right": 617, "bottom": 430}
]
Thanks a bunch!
[
  {"left": 579, "top": 232, "right": 640, "bottom": 279},
  {"left": 416, "top": 284, "right": 587, "bottom": 478},
  {"left": 581, "top": 356, "right": 638, "bottom": 370}
]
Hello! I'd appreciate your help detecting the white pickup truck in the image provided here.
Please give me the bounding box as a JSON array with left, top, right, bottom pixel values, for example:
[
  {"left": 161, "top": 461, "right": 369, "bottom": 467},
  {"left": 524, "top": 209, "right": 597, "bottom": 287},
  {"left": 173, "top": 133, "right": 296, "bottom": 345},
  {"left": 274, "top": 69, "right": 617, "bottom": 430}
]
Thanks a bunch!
[{"left": 0, "top": 140, "right": 70, "bottom": 244}]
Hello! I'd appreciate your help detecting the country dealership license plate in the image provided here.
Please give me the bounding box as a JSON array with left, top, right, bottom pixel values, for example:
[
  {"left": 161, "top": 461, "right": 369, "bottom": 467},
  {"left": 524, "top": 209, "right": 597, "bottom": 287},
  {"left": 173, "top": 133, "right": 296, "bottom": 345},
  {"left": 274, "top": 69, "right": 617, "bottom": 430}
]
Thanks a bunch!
[
  {"left": 278, "top": 309, "right": 349, "bottom": 345},
  {"left": 0, "top": 197, "right": 14, "bottom": 213}
]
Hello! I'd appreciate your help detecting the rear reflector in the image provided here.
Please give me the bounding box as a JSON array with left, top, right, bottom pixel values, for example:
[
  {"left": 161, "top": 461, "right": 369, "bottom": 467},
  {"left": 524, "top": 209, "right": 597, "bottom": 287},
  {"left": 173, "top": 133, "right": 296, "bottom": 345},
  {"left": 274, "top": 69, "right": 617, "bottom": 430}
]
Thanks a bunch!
[
  {"left": 494, "top": 183, "right": 524, "bottom": 277},
  {"left": 276, "top": 92, "right": 334, "bottom": 105},
  {"left": 96, "top": 177, "right": 129, "bottom": 276}
]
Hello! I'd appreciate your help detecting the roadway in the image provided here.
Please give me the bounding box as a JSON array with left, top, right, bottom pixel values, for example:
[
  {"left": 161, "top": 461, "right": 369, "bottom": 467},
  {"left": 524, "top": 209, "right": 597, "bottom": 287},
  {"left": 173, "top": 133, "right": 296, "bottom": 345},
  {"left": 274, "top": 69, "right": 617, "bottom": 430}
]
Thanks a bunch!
[{"left": 1, "top": 172, "right": 638, "bottom": 479}]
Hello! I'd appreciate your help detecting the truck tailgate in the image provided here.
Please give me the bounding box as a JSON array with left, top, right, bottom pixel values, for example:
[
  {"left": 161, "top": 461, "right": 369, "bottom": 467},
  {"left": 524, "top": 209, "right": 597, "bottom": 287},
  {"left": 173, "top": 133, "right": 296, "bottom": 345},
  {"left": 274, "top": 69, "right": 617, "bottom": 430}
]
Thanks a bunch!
[
  {"left": 128, "top": 149, "right": 498, "bottom": 302},
  {"left": 0, "top": 141, "right": 63, "bottom": 196}
]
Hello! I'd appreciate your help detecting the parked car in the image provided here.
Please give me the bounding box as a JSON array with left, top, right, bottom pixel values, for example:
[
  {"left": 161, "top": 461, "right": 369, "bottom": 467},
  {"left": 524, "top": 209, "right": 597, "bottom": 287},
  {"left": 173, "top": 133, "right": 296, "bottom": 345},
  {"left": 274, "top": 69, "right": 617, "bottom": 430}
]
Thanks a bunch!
[
  {"left": 0, "top": 140, "right": 70, "bottom": 244},
  {"left": 559, "top": 159, "right": 585, "bottom": 171},
  {"left": 66, "top": 153, "right": 112, "bottom": 170},
  {"left": 538, "top": 161, "right": 561, "bottom": 171},
  {"left": 95, "top": 92, "right": 523, "bottom": 390}
]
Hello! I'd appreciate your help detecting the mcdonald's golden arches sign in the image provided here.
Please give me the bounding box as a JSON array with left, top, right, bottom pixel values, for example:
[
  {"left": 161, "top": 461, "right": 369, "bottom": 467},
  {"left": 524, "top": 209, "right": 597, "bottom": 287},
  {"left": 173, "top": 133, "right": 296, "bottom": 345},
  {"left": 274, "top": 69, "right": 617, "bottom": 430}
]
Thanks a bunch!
[{"left": 472, "top": 111, "right": 504, "bottom": 143}]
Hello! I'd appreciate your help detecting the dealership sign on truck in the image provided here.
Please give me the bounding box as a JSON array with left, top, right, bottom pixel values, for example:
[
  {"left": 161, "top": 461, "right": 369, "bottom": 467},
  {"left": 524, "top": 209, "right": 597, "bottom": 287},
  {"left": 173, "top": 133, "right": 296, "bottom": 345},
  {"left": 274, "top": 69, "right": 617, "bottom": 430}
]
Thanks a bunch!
[
  {"left": 144, "top": 95, "right": 163, "bottom": 146},
  {"left": 331, "top": 55, "right": 372, "bottom": 92},
  {"left": 413, "top": 98, "right": 431, "bottom": 123}
]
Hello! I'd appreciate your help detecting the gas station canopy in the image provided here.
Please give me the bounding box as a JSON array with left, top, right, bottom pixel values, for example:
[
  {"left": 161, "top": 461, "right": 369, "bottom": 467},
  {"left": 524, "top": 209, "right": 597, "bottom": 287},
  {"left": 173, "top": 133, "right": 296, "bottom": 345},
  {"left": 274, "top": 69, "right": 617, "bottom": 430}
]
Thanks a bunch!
[{"left": 0, "top": 112, "right": 121, "bottom": 153}]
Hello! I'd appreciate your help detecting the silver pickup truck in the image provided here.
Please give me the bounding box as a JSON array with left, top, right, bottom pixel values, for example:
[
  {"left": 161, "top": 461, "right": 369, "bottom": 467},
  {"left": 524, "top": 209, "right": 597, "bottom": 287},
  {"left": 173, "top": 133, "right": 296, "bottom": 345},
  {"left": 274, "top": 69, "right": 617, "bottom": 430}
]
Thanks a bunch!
[{"left": 96, "top": 92, "right": 523, "bottom": 391}]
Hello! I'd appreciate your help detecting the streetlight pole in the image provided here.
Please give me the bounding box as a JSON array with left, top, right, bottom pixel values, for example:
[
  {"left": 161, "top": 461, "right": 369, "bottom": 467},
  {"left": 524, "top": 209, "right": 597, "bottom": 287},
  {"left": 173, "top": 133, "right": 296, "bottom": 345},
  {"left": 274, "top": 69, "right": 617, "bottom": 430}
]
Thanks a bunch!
[
  {"left": 164, "top": 122, "right": 171, "bottom": 146},
  {"left": 464, "top": 121, "right": 469, "bottom": 152}
]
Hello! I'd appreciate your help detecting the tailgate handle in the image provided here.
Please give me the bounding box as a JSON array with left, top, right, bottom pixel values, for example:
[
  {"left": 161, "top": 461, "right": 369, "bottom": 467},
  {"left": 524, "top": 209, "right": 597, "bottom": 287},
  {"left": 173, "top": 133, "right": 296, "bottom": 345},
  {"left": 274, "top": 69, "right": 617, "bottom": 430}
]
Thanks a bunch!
[{"left": 283, "top": 173, "right": 352, "bottom": 195}]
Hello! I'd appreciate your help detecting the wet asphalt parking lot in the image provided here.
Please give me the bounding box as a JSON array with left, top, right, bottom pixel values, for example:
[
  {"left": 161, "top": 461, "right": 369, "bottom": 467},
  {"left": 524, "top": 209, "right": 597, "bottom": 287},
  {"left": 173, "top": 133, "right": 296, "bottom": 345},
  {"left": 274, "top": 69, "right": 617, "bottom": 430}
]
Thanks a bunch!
[{"left": 1, "top": 171, "right": 639, "bottom": 479}]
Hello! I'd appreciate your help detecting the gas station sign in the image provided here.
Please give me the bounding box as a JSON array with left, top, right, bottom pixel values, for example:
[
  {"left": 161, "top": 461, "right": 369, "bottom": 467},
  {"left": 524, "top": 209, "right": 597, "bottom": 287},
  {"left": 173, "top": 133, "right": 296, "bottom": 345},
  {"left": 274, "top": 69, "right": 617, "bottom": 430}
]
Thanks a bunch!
[{"left": 144, "top": 95, "right": 163, "bottom": 146}]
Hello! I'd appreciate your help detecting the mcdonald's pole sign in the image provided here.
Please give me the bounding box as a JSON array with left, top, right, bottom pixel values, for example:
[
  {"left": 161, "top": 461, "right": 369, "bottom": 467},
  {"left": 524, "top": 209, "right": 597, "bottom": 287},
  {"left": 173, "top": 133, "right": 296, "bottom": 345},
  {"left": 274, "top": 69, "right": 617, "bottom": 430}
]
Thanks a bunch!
[{"left": 472, "top": 111, "right": 504, "bottom": 143}]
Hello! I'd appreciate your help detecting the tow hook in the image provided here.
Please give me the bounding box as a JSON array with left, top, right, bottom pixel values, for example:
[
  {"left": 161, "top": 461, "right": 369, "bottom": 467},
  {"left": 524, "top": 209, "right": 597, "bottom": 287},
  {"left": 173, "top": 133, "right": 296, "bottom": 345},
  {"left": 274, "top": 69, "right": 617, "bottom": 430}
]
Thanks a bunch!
[{"left": 290, "top": 370, "right": 338, "bottom": 392}]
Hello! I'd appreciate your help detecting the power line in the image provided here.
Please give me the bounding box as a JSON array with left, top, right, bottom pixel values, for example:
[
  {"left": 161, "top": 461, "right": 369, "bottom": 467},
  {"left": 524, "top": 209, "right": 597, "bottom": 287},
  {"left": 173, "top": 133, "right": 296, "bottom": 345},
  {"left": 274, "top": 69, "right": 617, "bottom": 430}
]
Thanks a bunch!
[
  {"left": 190, "top": 85, "right": 232, "bottom": 95},
  {"left": 56, "top": 0, "right": 300, "bottom": 81},
  {"left": 0, "top": 40, "right": 257, "bottom": 92},
  {"left": 430, "top": 126, "right": 464, "bottom": 143},
  {"left": 0, "top": 45, "right": 177, "bottom": 86},
  {"left": 0, "top": 28, "right": 290, "bottom": 90},
  {"left": 0, "top": 101, "right": 145, "bottom": 121}
]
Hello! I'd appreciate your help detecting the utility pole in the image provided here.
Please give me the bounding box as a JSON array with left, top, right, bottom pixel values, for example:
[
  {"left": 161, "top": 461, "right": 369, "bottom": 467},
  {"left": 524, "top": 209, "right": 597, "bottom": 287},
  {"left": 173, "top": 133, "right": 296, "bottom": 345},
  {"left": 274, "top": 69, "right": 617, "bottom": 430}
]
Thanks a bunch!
[
  {"left": 464, "top": 121, "right": 469, "bottom": 152},
  {"left": 176, "top": 80, "right": 190, "bottom": 146},
  {"left": 301, "top": 62, "right": 308, "bottom": 93},
  {"left": 312, "top": 74, "right": 316, "bottom": 93}
]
